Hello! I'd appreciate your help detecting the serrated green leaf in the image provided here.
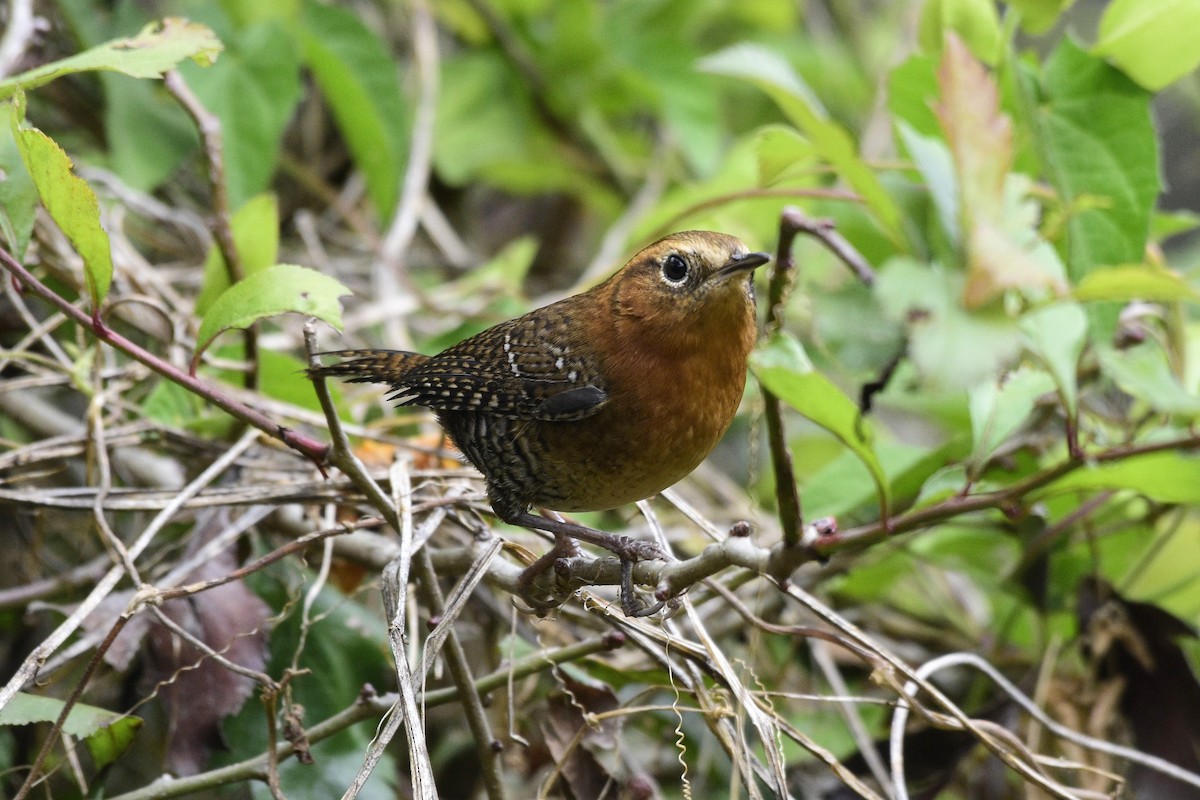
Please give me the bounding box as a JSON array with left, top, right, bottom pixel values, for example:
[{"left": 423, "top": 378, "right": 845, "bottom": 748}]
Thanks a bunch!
[
  {"left": 0, "top": 692, "right": 142, "bottom": 769},
  {"left": 0, "top": 18, "right": 221, "bottom": 99},
  {"left": 1093, "top": 0, "right": 1200, "bottom": 90},
  {"left": 1043, "top": 451, "right": 1200, "bottom": 503},
  {"left": 968, "top": 367, "right": 1056, "bottom": 468},
  {"left": 1030, "top": 40, "right": 1159, "bottom": 283},
  {"left": 14, "top": 125, "right": 113, "bottom": 309},
  {"left": 196, "top": 264, "right": 350, "bottom": 358},
  {"left": 752, "top": 331, "right": 890, "bottom": 515},
  {"left": 1021, "top": 302, "right": 1087, "bottom": 418},
  {"left": 701, "top": 43, "right": 905, "bottom": 246},
  {"left": 300, "top": 0, "right": 407, "bottom": 220},
  {"left": 196, "top": 193, "right": 280, "bottom": 315},
  {"left": 1074, "top": 265, "right": 1200, "bottom": 303},
  {"left": 875, "top": 257, "right": 1024, "bottom": 388}
]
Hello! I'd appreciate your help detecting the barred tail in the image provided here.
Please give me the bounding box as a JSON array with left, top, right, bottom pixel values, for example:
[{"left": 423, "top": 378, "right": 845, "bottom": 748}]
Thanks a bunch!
[{"left": 307, "top": 349, "right": 430, "bottom": 385}]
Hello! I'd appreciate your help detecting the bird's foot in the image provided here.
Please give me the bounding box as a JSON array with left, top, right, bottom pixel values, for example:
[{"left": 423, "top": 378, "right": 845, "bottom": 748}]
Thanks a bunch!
[
  {"left": 511, "top": 512, "right": 668, "bottom": 616},
  {"left": 620, "top": 559, "right": 665, "bottom": 617}
]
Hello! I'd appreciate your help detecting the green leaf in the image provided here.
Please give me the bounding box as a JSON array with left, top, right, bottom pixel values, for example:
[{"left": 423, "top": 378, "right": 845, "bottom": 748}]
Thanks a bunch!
[
  {"left": 896, "top": 123, "right": 959, "bottom": 246},
  {"left": 1073, "top": 265, "right": 1200, "bottom": 303},
  {"left": 0, "top": 101, "right": 37, "bottom": 258},
  {"left": 14, "top": 123, "right": 113, "bottom": 309},
  {"left": 1152, "top": 209, "right": 1200, "bottom": 241},
  {"left": 0, "top": 692, "right": 142, "bottom": 769},
  {"left": 180, "top": 20, "right": 301, "bottom": 209},
  {"left": 1043, "top": 451, "right": 1200, "bottom": 504},
  {"left": 918, "top": 0, "right": 1003, "bottom": 65},
  {"left": 913, "top": 464, "right": 970, "bottom": 508},
  {"left": 1098, "top": 343, "right": 1200, "bottom": 416},
  {"left": 888, "top": 54, "right": 941, "bottom": 139},
  {"left": 196, "top": 264, "right": 350, "bottom": 358},
  {"left": 300, "top": 0, "right": 408, "bottom": 220},
  {"left": 1093, "top": 0, "right": 1200, "bottom": 90},
  {"left": 1006, "top": 0, "right": 1077, "bottom": 34},
  {"left": 701, "top": 43, "right": 905, "bottom": 246},
  {"left": 875, "top": 257, "right": 1024, "bottom": 388},
  {"left": 752, "top": 331, "right": 891, "bottom": 515},
  {"left": 754, "top": 125, "right": 814, "bottom": 187},
  {"left": 0, "top": 18, "right": 221, "bottom": 99},
  {"left": 803, "top": 441, "right": 948, "bottom": 521},
  {"left": 1021, "top": 302, "right": 1087, "bottom": 418},
  {"left": 1029, "top": 39, "right": 1159, "bottom": 283},
  {"left": 968, "top": 367, "right": 1056, "bottom": 468},
  {"left": 196, "top": 193, "right": 280, "bottom": 315}
]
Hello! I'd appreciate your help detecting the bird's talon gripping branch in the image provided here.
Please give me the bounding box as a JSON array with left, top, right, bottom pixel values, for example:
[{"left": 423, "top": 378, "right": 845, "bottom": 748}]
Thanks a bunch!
[
  {"left": 311, "top": 232, "right": 770, "bottom": 616},
  {"left": 619, "top": 559, "right": 666, "bottom": 618}
]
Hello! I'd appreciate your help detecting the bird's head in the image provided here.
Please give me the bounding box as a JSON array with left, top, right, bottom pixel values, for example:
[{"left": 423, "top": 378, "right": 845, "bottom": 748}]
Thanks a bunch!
[{"left": 602, "top": 231, "right": 771, "bottom": 347}]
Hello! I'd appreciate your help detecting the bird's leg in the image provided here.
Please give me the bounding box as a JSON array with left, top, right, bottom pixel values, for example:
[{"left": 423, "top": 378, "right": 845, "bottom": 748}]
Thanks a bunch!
[
  {"left": 510, "top": 512, "right": 665, "bottom": 562},
  {"left": 511, "top": 512, "right": 666, "bottom": 616},
  {"left": 620, "top": 559, "right": 665, "bottom": 617},
  {"left": 514, "top": 533, "right": 579, "bottom": 611}
]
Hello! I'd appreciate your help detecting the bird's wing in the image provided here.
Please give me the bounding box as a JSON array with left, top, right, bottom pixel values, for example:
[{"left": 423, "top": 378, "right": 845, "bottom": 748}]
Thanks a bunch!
[{"left": 385, "top": 312, "right": 608, "bottom": 421}]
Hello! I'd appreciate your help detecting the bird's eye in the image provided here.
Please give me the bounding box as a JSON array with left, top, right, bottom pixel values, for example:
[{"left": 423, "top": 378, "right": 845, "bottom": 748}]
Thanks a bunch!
[{"left": 661, "top": 254, "right": 689, "bottom": 284}]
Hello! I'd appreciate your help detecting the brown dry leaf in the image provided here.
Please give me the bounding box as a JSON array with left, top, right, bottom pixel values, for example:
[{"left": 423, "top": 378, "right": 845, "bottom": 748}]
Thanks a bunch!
[
  {"left": 142, "top": 511, "right": 271, "bottom": 776},
  {"left": 1078, "top": 577, "right": 1200, "bottom": 799},
  {"left": 539, "top": 673, "right": 658, "bottom": 799}
]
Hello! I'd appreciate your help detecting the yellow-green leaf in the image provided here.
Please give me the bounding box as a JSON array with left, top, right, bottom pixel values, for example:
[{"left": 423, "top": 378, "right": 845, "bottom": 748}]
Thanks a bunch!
[
  {"left": 196, "top": 264, "right": 350, "bottom": 359},
  {"left": 0, "top": 18, "right": 221, "bottom": 99},
  {"left": 14, "top": 124, "right": 113, "bottom": 309}
]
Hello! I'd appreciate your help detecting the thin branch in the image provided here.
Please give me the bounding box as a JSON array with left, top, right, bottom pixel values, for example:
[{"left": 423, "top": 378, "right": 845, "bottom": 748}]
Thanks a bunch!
[
  {"left": 379, "top": 0, "right": 439, "bottom": 273},
  {"left": 0, "top": 0, "right": 35, "bottom": 78},
  {"left": 103, "top": 635, "right": 623, "bottom": 800},
  {"left": 890, "top": 652, "right": 1200, "bottom": 798},
  {"left": 0, "top": 244, "right": 329, "bottom": 464},
  {"left": 0, "top": 429, "right": 259, "bottom": 713},
  {"left": 305, "top": 320, "right": 506, "bottom": 800},
  {"left": 163, "top": 69, "right": 259, "bottom": 389},
  {"left": 762, "top": 210, "right": 807, "bottom": 548}
]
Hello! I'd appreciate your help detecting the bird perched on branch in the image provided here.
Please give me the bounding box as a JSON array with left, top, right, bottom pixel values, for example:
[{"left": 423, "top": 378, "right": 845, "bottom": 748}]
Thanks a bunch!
[{"left": 310, "top": 230, "right": 770, "bottom": 614}]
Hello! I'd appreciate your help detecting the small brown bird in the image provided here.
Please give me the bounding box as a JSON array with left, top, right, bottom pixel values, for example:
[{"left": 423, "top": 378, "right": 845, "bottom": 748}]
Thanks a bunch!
[{"left": 311, "top": 231, "right": 769, "bottom": 612}]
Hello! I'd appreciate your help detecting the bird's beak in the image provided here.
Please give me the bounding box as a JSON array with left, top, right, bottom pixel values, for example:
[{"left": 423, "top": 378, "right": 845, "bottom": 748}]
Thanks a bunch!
[{"left": 716, "top": 251, "right": 771, "bottom": 281}]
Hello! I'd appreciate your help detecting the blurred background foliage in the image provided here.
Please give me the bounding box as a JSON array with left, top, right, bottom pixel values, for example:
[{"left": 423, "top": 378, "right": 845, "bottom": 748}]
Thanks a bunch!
[{"left": 3, "top": 0, "right": 1200, "bottom": 797}]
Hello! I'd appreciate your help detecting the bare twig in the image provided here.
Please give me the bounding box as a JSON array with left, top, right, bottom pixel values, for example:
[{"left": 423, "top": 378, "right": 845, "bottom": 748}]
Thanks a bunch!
[
  {"left": 890, "top": 652, "right": 1200, "bottom": 798},
  {"left": 0, "top": 429, "right": 258, "bottom": 713},
  {"left": 379, "top": 0, "right": 439, "bottom": 274},
  {"left": 305, "top": 320, "right": 506, "bottom": 800},
  {"left": 0, "top": 0, "right": 35, "bottom": 78},
  {"left": 162, "top": 69, "right": 259, "bottom": 387},
  {"left": 0, "top": 245, "right": 329, "bottom": 463},
  {"left": 103, "top": 634, "right": 622, "bottom": 800}
]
